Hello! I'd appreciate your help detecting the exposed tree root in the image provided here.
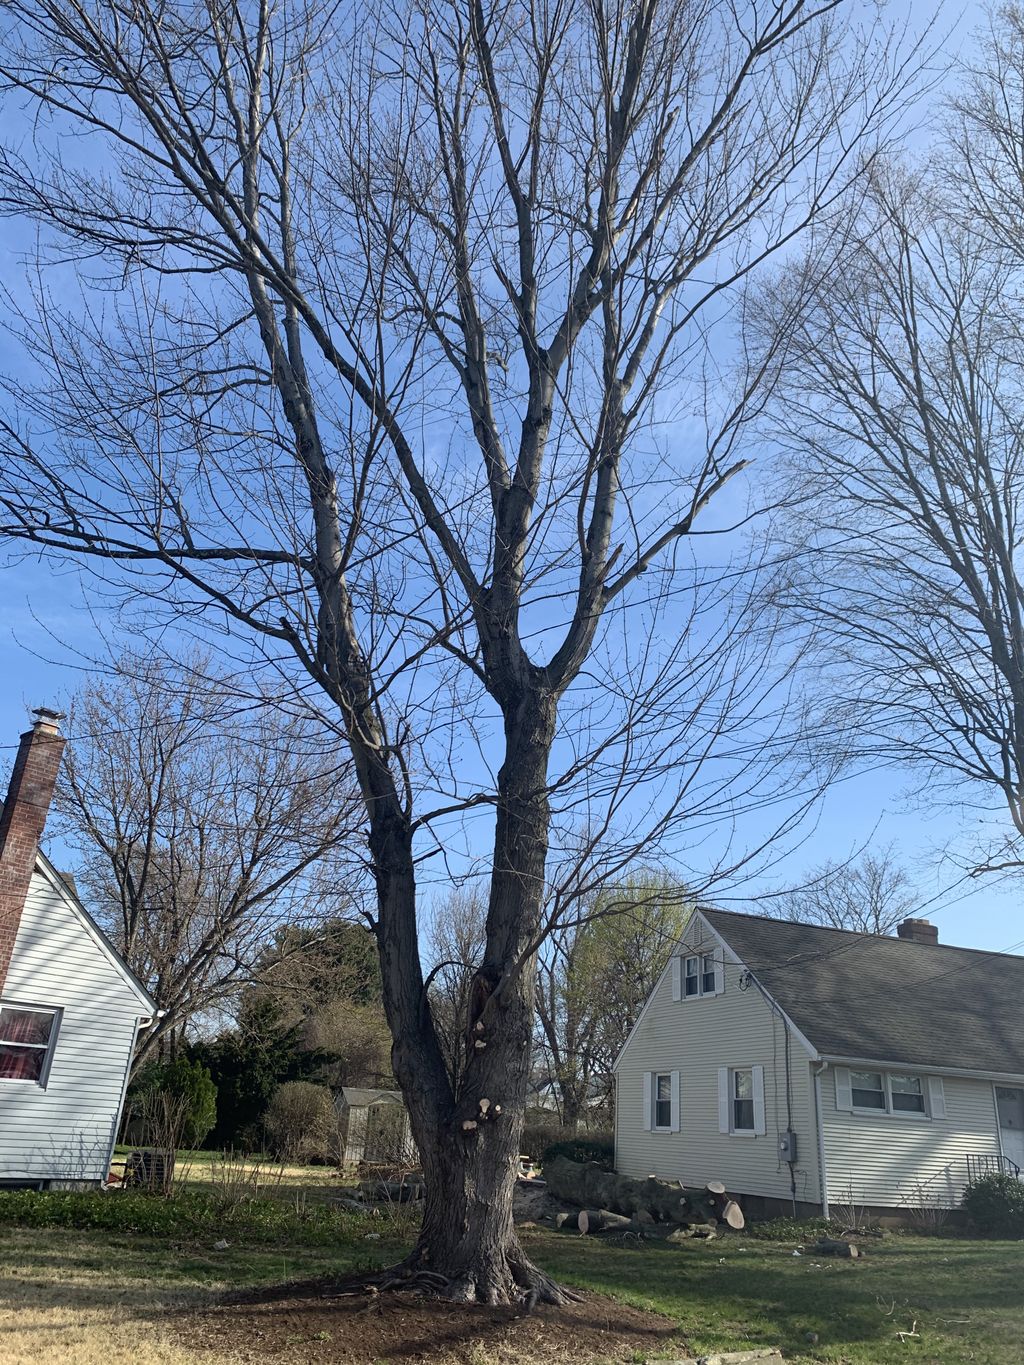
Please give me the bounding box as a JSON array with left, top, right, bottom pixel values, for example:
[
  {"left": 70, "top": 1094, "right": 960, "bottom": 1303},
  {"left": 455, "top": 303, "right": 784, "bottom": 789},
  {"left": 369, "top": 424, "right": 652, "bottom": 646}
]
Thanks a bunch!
[{"left": 323, "top": 1247, "right": 580, "bottom": 1311}]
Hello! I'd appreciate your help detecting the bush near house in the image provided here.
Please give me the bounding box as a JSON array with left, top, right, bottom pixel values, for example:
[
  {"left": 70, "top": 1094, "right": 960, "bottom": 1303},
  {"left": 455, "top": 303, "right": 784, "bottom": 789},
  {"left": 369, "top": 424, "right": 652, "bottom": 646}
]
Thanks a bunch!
[
  {"left": 128, "top": 1057, "right": 218, "bottom": 1148},
  {"left": 962, "top": 1172, "right": 1024, "bottom": 1238}
]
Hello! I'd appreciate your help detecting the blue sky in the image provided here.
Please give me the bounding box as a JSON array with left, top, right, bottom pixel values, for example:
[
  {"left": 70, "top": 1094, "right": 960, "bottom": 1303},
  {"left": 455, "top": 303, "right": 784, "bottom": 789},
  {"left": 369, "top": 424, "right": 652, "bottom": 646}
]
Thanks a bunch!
[{"left": 2, "top": 0, "right": 1021, "bottom": 957}]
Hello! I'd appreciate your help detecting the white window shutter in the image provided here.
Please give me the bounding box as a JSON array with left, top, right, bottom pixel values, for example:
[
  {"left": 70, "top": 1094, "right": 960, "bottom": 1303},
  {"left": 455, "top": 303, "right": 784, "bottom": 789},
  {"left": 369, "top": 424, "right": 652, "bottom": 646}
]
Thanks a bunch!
[
  {"left": 835, "top": 1067, "right": 853, "bottom": 1112},
  {"left": 717, "top": 1067, "right": 730, "bottom": 1134},
  {"left": 642, "top": 1072, "right": 652, "bottom": 1131},
  {"left": 714, "top": 948, "right": 725, "bottom": 996},
  {"left": 670, "top": 1070, "right": 681, "bottom": 1132},
  {"left": 671, "top": 956, "right": 682, "bottom": 1002},
  {"left": 927, "top": 1076, "right": 947, "bottom": 1119},
  {"left": 752, "top": 1065, "right": 766, "bottom": 1135}
]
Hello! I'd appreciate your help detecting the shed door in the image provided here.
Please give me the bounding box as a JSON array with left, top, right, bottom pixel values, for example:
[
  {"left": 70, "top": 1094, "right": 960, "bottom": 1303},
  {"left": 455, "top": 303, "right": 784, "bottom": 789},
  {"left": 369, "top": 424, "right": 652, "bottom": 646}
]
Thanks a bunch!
[{"left": 996, "top": 1087, "right": 1024, "bottom": 1171}]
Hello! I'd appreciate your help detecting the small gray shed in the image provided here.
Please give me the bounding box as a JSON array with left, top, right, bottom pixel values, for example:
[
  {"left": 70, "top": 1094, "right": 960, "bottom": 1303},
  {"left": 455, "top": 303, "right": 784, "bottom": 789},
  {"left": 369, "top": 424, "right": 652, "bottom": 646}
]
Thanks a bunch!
[{"left": 334, "top": 1086, "right": 417, "bottom": 1168}]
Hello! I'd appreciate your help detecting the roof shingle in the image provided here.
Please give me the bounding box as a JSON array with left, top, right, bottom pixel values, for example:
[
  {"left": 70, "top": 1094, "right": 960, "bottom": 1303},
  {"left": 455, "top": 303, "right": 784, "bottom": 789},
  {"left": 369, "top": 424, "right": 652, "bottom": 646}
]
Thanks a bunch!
[{"left": 698, "top": 908, "right": 1024, "bottom": 1076}]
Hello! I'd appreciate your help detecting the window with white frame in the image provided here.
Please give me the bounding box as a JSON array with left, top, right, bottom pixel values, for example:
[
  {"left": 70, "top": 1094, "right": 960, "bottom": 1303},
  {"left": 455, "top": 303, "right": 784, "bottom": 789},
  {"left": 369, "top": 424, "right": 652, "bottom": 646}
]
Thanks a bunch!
[
  {"left": 718, "top": 1064, "right": 765, "bottom": 1135},
  {"left": 841, "top": 1068, "right": 932, "bottom": 1117},
  {"left": 0, "top": 1004, "right": 59, "bottom": 1084},
  {"left": 679, "top": 950, "right": 720, "bottom": 999},
  {"left": 654, "top": 1073, "right": 673, "bottom": 1129},
  {"left": 644, "top": 1070, "right": 679, "bottom": 1132},
  {"left": 732, "top": 1068, "right": 755, "bottom": 1132},
  {"left": 889, "top": 1074, "right": 926, "bottom": 1114},
  {"left": 851, "top": 1070, "right": 886, "bottom": 1110}
]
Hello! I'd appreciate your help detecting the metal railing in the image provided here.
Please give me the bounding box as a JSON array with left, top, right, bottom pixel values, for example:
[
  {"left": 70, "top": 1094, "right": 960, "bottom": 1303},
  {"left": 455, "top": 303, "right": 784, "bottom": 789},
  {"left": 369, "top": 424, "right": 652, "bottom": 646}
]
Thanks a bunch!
[{"left": 966, "top": 1152, "right": 1022, "bottom": 1184}]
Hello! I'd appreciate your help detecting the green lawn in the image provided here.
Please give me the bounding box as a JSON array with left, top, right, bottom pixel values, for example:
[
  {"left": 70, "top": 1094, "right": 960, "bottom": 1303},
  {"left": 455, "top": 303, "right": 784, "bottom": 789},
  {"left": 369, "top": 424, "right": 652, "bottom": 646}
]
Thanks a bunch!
[
  {"left": 528, "top": 1227, "right": 1024, "bottom": 1363},
  {"left": 6, "top": 1174, "right": 1023, "bottom": 1363}
]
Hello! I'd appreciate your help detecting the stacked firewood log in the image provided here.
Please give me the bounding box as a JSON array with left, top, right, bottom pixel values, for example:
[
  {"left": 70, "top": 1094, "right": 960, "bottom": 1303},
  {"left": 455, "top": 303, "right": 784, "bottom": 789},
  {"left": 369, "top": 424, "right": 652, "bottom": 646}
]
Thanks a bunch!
[{"left": 543, "top": 1156, "right": 744, "bottom": 1239}]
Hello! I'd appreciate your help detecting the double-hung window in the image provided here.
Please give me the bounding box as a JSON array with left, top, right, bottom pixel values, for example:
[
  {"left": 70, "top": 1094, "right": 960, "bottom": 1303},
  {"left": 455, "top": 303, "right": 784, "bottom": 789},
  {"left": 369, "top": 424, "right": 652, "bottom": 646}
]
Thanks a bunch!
[
  {"left": 889, "top": 1074, "right": 926, "bottom": 1114},
  {"left": 0, "top": 1004, "right": 59, "bottom": 1084},
  {"left": 851, "top": 1070, "right": 886, "bottom": 1110},
  {"left": 841, "top": 1069, "right": 933, "bottom": 1117},
  {"left": 654, "top": 1074, "right": 673, "bottom": 1130},
  {"left": 718, "top": 1065, "right": 765, "bottom": 1135},
  {"left": 683, "top": 956, "right": 699, "bottom": 996},
  {"left": 678, "top": 951, "right": 720, "bottom": 1000},
  {"left": 645, "top": 1071, "right": 680, "bottom": 1132},
  {"left": 732, "top": 1068, "right": 755, "bottom": 1133}
]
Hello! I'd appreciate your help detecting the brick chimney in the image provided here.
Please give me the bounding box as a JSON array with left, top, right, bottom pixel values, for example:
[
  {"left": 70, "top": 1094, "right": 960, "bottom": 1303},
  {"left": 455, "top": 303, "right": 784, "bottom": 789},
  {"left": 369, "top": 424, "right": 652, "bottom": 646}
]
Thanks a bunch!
[
  {"left": 0, "top": 708, "right": 66, "bottom": 992},
  {"left": 897, "top": 917, "right": 938, "bottom": 945}
]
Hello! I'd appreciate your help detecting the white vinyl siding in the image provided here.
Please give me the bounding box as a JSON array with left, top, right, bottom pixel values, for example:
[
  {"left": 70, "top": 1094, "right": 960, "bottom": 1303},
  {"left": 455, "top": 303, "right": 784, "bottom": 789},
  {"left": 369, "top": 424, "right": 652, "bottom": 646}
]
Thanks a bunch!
[
  {"left": 616, "top": 920, "right": 819, "bottom": 1204},
  {"left": 0, "top": 868, "right": 147, "bottom": 1184},
  {"left": 821, "top": 1068, "right": 1002, "bottom": 1209}
]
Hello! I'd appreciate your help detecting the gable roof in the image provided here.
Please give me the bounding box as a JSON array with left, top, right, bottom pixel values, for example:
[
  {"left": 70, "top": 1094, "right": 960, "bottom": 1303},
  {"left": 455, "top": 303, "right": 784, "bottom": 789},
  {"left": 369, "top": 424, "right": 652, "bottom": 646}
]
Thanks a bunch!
[
  {"left": 337, "top": 1086, "right": 404, "bottom": 1108},
  {"left": 698, "top": 907, "right": 1024, "bottom": 1077},
  {"left": 32, "top": 849, "right": 157, "bottom": 1014}
]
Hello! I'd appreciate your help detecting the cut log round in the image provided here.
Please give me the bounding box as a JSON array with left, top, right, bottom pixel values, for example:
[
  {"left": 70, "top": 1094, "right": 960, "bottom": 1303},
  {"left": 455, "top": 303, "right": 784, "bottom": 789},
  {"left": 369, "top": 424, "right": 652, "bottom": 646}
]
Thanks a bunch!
[
  {"left": 721, "top": 1199, "right": 745, "bottom": 1230},
  {"left": 554, "top": 1211, "right": 574, "bottom": 1229},
  {"left": 705, "top": 1180, "right": 727, "bottom": 1195},
  {"left": 814, "top": 1238, "right": 860, "bottom": 1258}
]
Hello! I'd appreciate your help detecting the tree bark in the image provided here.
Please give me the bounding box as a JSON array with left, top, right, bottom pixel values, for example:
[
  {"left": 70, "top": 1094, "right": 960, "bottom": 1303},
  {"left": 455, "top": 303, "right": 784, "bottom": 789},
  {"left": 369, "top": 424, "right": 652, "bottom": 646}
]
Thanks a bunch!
[{"left": 381, "top": 690, "right": 564, "bottom": 1303}]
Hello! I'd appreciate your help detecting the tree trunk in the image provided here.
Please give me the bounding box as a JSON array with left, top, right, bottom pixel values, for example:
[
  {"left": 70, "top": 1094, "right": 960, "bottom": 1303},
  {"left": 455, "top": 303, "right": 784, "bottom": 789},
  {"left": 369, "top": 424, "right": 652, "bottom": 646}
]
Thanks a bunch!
[
  {"left": 380, "top": 688, "right": 565, "bottom": 1304},
  {"left": 403, "top": 1102, "right": 563, "bottom": 1303}
]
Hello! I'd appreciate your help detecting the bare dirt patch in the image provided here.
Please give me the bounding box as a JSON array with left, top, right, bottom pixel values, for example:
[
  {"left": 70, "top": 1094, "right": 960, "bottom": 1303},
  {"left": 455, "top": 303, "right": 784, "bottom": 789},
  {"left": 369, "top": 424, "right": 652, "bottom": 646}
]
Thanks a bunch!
[{"left": 180, "top": 1277, "right": 687, "bottom": 1364}]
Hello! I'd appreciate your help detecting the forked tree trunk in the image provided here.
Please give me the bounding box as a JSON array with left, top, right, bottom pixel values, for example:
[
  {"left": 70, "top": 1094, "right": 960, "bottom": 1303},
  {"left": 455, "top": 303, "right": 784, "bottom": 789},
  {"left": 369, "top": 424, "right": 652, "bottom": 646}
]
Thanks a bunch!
[
  {"left": 381, "top": 691, "right": 564, "bottom": 1303},
  {"left": 403, "top": 1026, "right": 559, "bottom": 1304}
]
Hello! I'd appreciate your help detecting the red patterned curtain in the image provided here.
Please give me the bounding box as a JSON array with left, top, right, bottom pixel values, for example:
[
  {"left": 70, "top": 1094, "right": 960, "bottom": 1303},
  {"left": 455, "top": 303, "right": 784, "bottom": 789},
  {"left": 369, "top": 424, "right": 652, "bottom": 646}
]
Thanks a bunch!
[{"left": 0, "top": 1008, "right": 55, "bottom": 1080}]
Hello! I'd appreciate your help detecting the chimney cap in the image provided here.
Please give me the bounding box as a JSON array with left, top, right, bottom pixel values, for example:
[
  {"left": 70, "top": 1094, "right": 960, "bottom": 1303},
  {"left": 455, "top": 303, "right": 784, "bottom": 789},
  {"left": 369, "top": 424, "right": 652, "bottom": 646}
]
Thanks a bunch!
[{"left": 31, "top": 707, "right": 65, "bottom": 733}]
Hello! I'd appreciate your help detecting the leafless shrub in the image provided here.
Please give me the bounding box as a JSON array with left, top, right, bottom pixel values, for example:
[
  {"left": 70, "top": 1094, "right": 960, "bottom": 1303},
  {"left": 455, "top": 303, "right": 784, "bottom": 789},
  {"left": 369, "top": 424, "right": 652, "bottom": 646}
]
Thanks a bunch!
[
  {"left": 265, "top": 1082, "right": 337, "bottom": 1164},
  {"left": 206, "top": 1151, "right": 286, "bottom": 1208},
  {"left": 127, "top": 1091, "right": 194, "bottom": 1194}
]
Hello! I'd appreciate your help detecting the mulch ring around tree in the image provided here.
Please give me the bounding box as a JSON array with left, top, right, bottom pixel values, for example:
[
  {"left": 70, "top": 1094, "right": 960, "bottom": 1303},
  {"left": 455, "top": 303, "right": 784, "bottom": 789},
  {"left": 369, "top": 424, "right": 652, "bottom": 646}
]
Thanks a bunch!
[{"left": 178, "top": 1274, "right": 687, "bottom": 1363}]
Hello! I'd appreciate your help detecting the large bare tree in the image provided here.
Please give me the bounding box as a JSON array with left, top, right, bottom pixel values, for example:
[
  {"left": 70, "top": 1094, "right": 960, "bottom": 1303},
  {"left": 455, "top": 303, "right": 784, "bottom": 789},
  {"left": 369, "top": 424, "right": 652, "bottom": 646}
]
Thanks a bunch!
[
  {"left": 57, "top": 656, "right": 363, "bottom": 1064},
  {"left": 535, "top": 875, "right": 689, "bottom": 1127},
  {"left": 0, "top": 0, "right": 908, "bottom": 1302},
  {"left": 757, "top": 12, "right": 1024, "bottom": 877},
  {"left": 765, "top": 849, "right": 917, "bottom": 935}
]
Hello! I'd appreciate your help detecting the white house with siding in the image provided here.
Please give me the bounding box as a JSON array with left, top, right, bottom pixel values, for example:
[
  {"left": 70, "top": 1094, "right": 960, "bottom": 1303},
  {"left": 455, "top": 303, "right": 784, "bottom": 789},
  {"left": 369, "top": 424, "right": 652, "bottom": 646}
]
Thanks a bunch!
[
  {"left": 615, "top": 907, "right": 1024, "bottom": 1216},
  {"left": 0, "top": 710, "right": 156, "bottom": 1188}
]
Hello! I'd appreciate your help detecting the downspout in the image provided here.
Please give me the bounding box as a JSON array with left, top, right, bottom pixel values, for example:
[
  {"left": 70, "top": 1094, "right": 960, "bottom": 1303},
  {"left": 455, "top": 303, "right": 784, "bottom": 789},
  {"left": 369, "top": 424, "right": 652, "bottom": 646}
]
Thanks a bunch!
[{"left": 813, "top": 1061, "right": 830, "bottom": 1220}]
